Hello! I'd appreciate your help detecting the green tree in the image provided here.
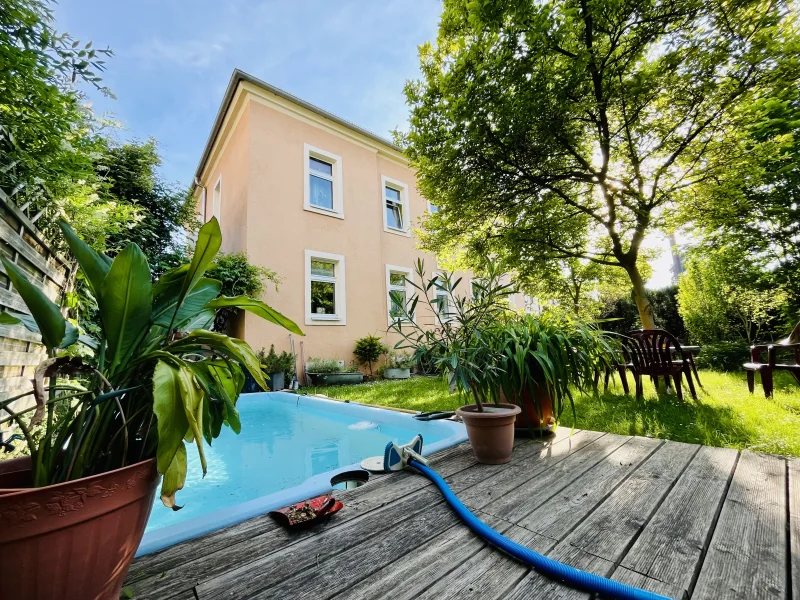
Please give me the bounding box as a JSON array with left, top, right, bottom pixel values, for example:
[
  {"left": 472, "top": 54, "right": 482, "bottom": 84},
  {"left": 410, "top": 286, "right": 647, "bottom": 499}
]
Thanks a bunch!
[
  {"left": 678, "top": 247, "right": 786, "bottom": 344},
  {"left": 0, "top": 0, "right": 114, "bottom": 241},
  {"left": 353, "top": 335, "right": 388, "bottom": 377},
  {"left": 403, "top": 0, "right": 799, "bottom": 329},
  {"left": 98, "top": 140, "right": 196, "bottom": 263},
  {"left": 678, "top": 83, "right": 800, "bottom": 317}
]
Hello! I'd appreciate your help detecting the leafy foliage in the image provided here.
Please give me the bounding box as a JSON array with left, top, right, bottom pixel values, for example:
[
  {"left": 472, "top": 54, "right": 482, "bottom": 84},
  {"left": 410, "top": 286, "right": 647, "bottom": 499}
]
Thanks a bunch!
[
  {"left": 601, "top": 286, "right": 687, "bottom": 341},
  {"left": 258, "top": 344, "right": 296, "bottom": 380},
  {"left": 693, "top": 342, "right": 751, "bottom": 372},
  {"left": 306, "top": 358, "right": 358, "bottom": 374},
  {"left": 386, "top": 351, "right": 416, "bottom": 370},
  {"left": 678, "top": 247, "right": 788, "bottom": 344},
  {"left": 403, "top": 0, "right": 799, "bottom": 329},
  {"left": 0, "top": 217, "right": 302, "bottom": 508},
  {"left": 353, "top": 335, "right": 388, "bottom": 377}
]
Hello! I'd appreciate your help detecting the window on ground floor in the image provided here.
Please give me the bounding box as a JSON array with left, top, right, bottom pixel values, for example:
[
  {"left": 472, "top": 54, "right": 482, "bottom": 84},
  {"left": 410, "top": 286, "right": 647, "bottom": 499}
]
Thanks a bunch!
[{"left": 305, "top": 249, "right": 346, "bottom": 325}]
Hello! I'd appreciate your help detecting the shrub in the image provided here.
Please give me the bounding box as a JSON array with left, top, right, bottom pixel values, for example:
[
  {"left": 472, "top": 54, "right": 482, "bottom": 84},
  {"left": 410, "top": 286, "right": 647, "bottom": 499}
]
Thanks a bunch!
[
  {"left": 353, "top": 335, "right": 388, "bottom": 377},
  {"left": 694, "top": 342, "right": 751, "bottom": 372}
]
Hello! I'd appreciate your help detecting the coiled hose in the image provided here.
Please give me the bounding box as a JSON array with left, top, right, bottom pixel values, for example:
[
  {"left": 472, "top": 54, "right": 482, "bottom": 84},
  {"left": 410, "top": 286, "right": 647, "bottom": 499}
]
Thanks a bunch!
[{"left": 410, "top": 460, "right": 671, "bottom": 600}]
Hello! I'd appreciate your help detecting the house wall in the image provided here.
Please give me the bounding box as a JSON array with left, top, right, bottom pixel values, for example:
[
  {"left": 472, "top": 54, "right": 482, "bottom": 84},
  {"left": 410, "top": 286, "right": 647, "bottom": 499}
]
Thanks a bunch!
[{"left": 196, "top": 83, "right": 476, "bottom": 378}]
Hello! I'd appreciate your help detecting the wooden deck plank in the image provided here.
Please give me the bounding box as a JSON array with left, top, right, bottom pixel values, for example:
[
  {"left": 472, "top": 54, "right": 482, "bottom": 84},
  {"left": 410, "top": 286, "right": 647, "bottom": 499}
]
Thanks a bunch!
[
  {"left": 502, "top": 441, "right": 697, "bottom": 600},
  {"left": 127, "top": 442, "right": 477, "bottom": 592},
  {"left": 126, "top": 433, "right": 793, "bottom": 600},
  {"left": 613, "top": 446, "right": 738, "bottom": 599},
  {"left": 513, "top": 436, "right": 662, "bottom": 539},
  {"left": 415, "top": 521, "right": 550, "bottom": 600},
  {"left": 329, "top": 510, "right": 510, "bottom": 600},
  {"left": 452, "top": 430, "right": 607, "bottom": 506},
  {"left": 790, "top": 458, "right": 800, "bottom": 600},
  {"left": 692, "top": 451, "right": 787, "bottom": 600},
  {"left": 479, "top": 432, "right": 631, "bottom": 522}
]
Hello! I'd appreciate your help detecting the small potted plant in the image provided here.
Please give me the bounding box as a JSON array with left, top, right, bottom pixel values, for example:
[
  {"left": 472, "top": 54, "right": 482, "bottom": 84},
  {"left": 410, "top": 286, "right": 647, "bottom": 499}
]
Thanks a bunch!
[
  {"left": 259, "top": 344, "right": 295, "bottom": 390},
  {"left": 390, "top": 260, "right": 521, "bottom": 464},
  {"left": 305, "top": 358, "right": 364, "bottom": 386},
  {"left": 353, "top": 334, "right": 388, "bottom": 379},
  {"left": 0, "top": 218, "right": 302, "bottom": 600},
  {"left": 384, "top": 351, "right": 415, "bottom": 379}
]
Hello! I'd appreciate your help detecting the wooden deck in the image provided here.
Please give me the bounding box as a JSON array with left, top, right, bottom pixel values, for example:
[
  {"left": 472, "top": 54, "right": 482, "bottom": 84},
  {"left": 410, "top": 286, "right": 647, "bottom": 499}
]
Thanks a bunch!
[{"left": 125, "top": 429, "right": 798, "bottom": 599}]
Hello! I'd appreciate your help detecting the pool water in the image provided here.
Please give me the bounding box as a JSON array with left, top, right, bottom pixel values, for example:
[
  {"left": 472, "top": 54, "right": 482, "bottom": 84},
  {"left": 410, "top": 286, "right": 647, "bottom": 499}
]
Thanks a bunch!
[{"left": 138, "top": 392, "right": 466, "bottom": 555}]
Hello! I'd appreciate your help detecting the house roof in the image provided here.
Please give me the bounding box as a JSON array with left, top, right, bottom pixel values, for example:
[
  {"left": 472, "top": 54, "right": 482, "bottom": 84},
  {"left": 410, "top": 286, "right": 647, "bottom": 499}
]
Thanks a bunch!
[{"left": 192, "top": 69, "right": 403, "bottom": 188}]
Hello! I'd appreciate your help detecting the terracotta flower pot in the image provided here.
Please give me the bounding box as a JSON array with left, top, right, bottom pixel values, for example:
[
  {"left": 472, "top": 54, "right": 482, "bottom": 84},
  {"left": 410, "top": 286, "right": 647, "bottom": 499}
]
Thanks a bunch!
[
  {"left": 456, "top": 403, "right": 521, "bottom": 464},
  {"left": 515, "top": 385, "right": 556, "bottom": 434},
  {"left": 0, "top": 457, "right": 159, "bottom": 600}
]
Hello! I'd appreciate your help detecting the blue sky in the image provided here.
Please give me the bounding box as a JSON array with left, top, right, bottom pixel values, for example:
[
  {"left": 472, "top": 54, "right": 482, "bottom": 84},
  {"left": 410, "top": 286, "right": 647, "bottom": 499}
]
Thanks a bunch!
[
  {"left": 54, "top": 0, "right": 673, "bottom": 287},
  {"left": 55, "top": 0, "right": 441, "bottom": 185}
]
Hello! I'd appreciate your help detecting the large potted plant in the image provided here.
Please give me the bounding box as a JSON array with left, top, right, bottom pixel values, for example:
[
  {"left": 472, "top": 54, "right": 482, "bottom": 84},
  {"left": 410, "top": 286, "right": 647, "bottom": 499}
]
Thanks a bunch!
[
  {"left": 0, "top": 217, "right": 302, "bottom": 600},
  {"left": 390, "top": 260, "right": 521, "bottom": 464},
  {"left": 259, "top": 344, "right": 295, "bottom": 390},
  {"left": 305, "top": 358, "right": 364, "bottom": 386},
  {"left": 490, "top": 314, "right": 618, "bottom": 434}
]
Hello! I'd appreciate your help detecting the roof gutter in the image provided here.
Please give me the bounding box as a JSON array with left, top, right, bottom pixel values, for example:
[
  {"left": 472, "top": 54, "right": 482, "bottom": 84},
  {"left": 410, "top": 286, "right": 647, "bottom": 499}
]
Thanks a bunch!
[{"left": 191, "top": 69, "right": 404, "bottom": 192}]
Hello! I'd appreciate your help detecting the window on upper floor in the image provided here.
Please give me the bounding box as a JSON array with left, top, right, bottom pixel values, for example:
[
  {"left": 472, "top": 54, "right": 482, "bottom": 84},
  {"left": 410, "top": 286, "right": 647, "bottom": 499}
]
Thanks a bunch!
[
  {"left": 381, "top": 175, "right": 410, "bottom": 237},
  {"left": 428, "top": 202, "right": 439, "bottom": 214},
  {"left": 305, "top": 249, "right": 346, "bottom": 325},
  {"left": 386, "top": 265, "right": 414, "bottom": 325},
  {"left": 304, "top": 144, "right": 344, "bottom": 218},
  {"left": 432, "top": 272, "right": 452, "bottom": 320}
]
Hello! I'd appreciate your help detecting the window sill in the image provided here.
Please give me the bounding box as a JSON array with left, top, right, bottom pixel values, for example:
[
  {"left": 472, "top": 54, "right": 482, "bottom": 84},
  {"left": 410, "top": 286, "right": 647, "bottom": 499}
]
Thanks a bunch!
[
  {"left": 307, "top": 314, "right": 346, "bottom": 326},
  {"left": 304, "top": 204, "right": 344, "bottom": 219},
  {"left": 384, "top": 226, "right": 411, "bottom": 237}
]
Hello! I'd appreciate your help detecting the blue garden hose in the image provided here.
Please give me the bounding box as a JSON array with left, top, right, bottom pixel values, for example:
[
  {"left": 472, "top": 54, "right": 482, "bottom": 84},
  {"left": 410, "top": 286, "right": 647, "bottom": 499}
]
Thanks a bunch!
[{"left": 410, "top": 459, "right": 671, "bottom": 600}]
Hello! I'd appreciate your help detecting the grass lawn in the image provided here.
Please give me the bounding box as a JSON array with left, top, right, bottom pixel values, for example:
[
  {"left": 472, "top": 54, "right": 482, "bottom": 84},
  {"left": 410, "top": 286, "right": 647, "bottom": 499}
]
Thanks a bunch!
[{"left": 303, "top": 370, "right": 800, "bottom": 456}]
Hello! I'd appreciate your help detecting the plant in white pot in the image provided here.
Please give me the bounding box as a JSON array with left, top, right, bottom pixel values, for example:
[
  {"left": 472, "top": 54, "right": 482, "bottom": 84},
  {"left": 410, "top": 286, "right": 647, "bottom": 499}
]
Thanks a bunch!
[
  {"left": 389, "top": 260, "right": 521, "bottom": 464},
  {"left": 0, "top": 217, "right": 302, "bottom": 600},
  {"left": 384, "top": 351, "right": 415, "bottom": 379}
]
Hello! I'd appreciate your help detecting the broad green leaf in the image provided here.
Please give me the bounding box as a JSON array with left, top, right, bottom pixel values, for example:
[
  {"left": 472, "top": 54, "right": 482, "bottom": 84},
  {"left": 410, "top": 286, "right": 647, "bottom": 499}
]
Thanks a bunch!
[
  {"left": 60, "top": 321, "right": 79, "bottom": 348},
  {"left": 169, "top": 330, "right": 268, "bottom": 390},
  {"left": 207, "top": 361, "right": 241, "bottom": 433},
  {"left": 152, "top": 264, "right": 189, "bottom": 297},
  {"left": 205, "top": 295, "right": 304, "bottom": 336},
  {"left": 0, "top": 312, "right": 21, "bottom": 325},
  {"left": 58, "top": 220, "right": 110, "bottom": 296},
  {"left": 99, "top": 244, "right": 153, "bottom": 371},
  {"left": 152, "top": 360, "right": 189, "bottom": 474},
  {"left": 152, "top": 278, "right": 221, "bottom": 327},
  {"left": 1, "top": 256, "right": 66, "bottom": 349},
  {"left": 176, "top": 365, "right": 207, "bottom": 476},
  {"left": 160, "top": 442, "right": 187, "bottom": 509},
  {"left": 170, "top": 217, "right": 221, "bottom": 329},
  {"left": 182, "top": 309, "right": 215, "bottom": 332}
]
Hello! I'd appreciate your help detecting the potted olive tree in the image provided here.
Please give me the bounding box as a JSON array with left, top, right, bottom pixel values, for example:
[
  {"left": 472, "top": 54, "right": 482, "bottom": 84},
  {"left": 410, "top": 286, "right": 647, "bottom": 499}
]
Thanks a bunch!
[
  {"left": 390, "top": 260, "right": 521, "bottom": 464},
  {"left": 0, "top": 217, "right": 302, "bottom": 600},
  {"left": 384, "top": 352, "right": 415, "bottom": 379}
]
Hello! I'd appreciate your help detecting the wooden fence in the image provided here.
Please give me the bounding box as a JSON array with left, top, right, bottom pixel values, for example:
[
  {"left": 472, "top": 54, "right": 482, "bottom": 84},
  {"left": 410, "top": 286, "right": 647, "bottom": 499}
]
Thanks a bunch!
[{"left": 0, "top": 197, "right": 71, "bottom": 422}]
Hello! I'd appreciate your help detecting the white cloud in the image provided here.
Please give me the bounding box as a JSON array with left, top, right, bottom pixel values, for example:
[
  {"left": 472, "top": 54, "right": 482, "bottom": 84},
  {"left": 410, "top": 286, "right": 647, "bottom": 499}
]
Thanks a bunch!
[{"left": 130, "top": 37, "right": 228, "bottom": 69}]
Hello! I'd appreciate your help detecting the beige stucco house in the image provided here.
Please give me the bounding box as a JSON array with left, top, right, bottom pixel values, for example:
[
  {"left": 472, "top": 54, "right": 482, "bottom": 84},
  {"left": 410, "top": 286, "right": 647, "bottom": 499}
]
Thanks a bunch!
[{"left": 192, "top": 69, "right": 513, "bottom": 378}]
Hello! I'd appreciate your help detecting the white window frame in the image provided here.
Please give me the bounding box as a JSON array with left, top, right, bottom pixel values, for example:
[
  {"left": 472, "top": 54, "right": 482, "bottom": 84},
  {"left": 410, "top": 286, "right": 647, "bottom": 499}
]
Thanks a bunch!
[
  {"left": 212, "top": 176, "right": 222, "bottom": 223},
  {"left": 381, "top": 175, "right": 410, "bottom": 237},
  {"left": 432, "top": 271, "right": 453, "bottom": 322},
  {"left": 199, "top": 187, "right": 207, "bottom": 223},
  {"left": 304, "top": 144, "right": 344, "bottom": 219},
  {"left": 305, "top": 249, "right": 346, "bottom": 326},
  {"left": 385, "top": 264, "right": 414, "bottom": 326}
]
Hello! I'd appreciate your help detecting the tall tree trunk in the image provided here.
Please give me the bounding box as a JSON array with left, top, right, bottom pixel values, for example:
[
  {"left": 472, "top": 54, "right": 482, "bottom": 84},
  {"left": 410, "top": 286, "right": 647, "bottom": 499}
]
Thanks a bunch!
[{"left": 624, "top": 263, "right": 656, "bottom": 329}]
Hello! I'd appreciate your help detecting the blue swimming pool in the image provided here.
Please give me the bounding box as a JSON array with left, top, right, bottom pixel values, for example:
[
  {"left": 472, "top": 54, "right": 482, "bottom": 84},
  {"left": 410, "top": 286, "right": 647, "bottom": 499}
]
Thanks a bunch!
[{"left": 136, "top": 391, "right": 466, "bottom": 556}]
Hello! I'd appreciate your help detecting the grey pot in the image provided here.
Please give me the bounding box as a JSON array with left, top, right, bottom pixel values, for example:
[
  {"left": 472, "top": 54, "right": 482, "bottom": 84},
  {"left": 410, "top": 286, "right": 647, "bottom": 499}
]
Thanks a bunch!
[
  {"left": 307, "top": 372, "right": 364, "bottom": 386},
  {"left": 268, "top": 372, "right": 285, "bottom": 391},
  {"left": 384, "top": 368, "right": 411, "bottom": 380}
]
